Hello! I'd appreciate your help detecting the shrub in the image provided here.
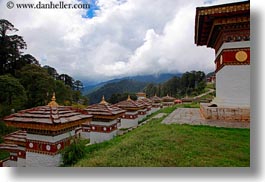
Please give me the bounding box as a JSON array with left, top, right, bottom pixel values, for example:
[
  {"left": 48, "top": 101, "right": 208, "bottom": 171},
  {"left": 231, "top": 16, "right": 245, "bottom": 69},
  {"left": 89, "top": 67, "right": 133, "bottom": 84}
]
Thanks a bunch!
[
  {"left": 61, "top": 137, "right": 86, "bottom": 166},
  {"left": 0, "top": 150, "right": 9, "bottom": 160}
]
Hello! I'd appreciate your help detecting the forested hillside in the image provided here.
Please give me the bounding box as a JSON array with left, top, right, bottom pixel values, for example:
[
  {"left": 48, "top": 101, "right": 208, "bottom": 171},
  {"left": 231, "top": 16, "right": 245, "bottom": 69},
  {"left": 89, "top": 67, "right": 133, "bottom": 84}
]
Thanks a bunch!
[
  {"left": 144, "top": 71, "right": 207, "bottom": 98},
  {"left": 87, "top": 79, "right": 147, "bottom": 104},
  {"left": 87, "top": 71, "right": 207, "bottom": 104},
  {"left": 0, "top": 19, "right": 85, "bottom": 118}
]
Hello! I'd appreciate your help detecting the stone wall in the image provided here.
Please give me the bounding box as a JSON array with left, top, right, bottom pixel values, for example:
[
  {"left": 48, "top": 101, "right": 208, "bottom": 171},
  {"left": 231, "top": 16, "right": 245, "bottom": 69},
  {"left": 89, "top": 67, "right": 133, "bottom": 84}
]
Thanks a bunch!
[{"left": 200, "top": 103, "right": 250, "bottom": 122}]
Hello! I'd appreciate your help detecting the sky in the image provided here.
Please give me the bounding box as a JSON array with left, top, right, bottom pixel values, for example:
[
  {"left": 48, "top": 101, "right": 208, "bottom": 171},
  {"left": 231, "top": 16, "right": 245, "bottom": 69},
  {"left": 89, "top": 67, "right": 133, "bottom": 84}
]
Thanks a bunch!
[{"left": 0, "top": 0, "right": 245, "bottom": 84}]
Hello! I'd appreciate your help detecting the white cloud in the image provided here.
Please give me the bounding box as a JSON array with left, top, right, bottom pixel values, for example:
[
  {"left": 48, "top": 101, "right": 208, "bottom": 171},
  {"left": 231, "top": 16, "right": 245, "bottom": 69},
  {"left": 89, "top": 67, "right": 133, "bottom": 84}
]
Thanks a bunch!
[{"left": 0, "top": 0, "right": 244, "bottom": 83}]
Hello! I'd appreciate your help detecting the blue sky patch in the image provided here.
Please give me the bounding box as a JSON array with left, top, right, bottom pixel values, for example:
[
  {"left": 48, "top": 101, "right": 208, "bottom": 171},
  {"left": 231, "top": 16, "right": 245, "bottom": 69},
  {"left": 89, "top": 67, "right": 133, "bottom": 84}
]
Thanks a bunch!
[{"left": 84, "top": 0, "right": 100, "bottom": 19}]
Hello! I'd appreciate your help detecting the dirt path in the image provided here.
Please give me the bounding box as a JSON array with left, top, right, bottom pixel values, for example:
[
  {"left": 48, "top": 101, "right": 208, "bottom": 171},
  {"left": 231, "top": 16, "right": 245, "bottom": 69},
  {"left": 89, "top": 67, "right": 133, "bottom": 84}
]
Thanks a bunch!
[{"left": 193, "top": 88, "right": 215, "bottom": 100}]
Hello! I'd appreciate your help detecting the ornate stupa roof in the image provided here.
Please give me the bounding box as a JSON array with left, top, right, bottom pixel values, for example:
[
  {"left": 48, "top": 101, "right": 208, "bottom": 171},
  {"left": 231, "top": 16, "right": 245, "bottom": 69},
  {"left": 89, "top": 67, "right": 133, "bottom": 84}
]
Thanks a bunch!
[
  {"left": 84, "top": 96, "right": 126, "bottom": 120},
  {"left": 162, "top": 94, "right": 176, "bottom": 102},
  {"left": 3, "top": 130, "right": 26, "bottom": 147},
  {"left": 47, "top": 92, "right": 59, "bottom": 107},
  {"left": 136, "top": 92, "right": 146, "bottom": 98},
  {"left": 115, "top": 95, "right": 145, "bottom": 111},
  {"left": 150, "top": 94, "right": 162, "bottom": 103},
  {"left": 195, "top": 1, "right": 250, "bottom": 47},
  {"left": 4, "top": 93, "right": 92, "bottom": 133},
  {"left": 136, "top": 98, "right": 152, "bottom": 108},
  {"left": 139, "top": 97, "right": 152, "bottom": 104}
]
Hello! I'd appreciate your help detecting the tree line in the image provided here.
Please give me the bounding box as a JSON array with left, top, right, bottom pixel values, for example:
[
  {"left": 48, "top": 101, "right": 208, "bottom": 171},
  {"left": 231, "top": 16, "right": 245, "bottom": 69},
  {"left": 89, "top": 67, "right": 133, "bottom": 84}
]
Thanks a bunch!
[
  {"left": 93, "top": 71, "right": 207, "bottom": 104},
  {"left": 0, "top": 19, "right": 86, "bottom": 118},
  {"left": 87, "top": 79, "right": 146, "bottom": 104},
  {"left": 143, "top": 71, "right": 207, "bottom": 98}
]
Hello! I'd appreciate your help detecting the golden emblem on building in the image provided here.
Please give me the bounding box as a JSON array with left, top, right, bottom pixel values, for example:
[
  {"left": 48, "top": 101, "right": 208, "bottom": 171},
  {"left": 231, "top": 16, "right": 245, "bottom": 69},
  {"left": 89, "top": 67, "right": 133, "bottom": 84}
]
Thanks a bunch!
[{"left": 235, "top": 51, "right": 248, "bottom": 62}]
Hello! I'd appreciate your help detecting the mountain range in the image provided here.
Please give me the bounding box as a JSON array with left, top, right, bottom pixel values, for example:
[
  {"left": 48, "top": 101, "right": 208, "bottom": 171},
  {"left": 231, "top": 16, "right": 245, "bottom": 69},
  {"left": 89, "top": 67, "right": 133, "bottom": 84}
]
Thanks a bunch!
[
  {"left": 82, "top": 73, "right": 182, "bottom": 95},
  {"left": 83, "top": 73, "right": 182, "bottom": 104}
]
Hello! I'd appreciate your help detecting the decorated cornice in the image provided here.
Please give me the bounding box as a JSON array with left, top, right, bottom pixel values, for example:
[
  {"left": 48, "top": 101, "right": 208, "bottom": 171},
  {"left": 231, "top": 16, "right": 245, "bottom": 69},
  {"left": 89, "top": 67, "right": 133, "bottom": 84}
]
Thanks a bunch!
[
  {"left": 215, "top": 48, "right": 250, "bottom": 73},
  {"left": 195, "top": 1, "right": 250, "bottom": 47}
]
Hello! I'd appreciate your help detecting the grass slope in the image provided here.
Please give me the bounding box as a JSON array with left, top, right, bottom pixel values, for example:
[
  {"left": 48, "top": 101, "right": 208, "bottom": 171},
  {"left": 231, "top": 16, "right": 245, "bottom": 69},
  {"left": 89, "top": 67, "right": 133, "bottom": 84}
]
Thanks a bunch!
[{"left": 74, "top": 107, "right": 250, "bottom": 167}]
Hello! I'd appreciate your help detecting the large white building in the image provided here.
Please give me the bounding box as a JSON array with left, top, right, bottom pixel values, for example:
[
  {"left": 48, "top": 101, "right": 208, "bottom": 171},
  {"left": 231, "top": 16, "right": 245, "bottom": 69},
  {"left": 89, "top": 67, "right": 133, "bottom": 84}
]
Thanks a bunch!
[{"left": 195, "top": 1, "right": 250, "bottom": 122}]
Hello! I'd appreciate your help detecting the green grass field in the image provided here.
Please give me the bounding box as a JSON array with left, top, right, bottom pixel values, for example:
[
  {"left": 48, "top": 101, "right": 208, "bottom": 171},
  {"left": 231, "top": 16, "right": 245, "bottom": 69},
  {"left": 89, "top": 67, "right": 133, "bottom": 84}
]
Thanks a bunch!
[{"left": 74, "top": 106, "right": 250, "bottom": 167}]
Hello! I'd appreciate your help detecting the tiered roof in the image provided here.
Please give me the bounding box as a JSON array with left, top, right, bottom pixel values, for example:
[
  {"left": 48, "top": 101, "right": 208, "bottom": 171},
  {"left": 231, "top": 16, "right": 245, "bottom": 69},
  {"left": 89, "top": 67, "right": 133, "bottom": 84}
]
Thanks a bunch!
[
  {"left": 115, "top": 95, "right": 145, "bottom": 111},
  {"left": 150, "top": 94, "right": 162, "bottom": 103},
  {"left": 162, "top": 94, "right": 176, "bottom": 102},
  {"left": 139, "top": 97, "right": 152, "bottom": 104},
  {"left": 4, "top": 106, "right": 91, "bottom": 126},
  {"left": 85, "top": 96, "right": 126, "bottom": 120},
  {"left": 3, "top": 130, "right": 26, "bottom": 147},
  {"left": 4, "top": 94, "right": 92, "bottom": 133},
  {"left": 136, "top": 92, "right": 146, "bottom": 98},
  {"left": 0, "top": 143, "right": 19, "bottom": 152},
  {"left": 195, "top": 1, "right": 250, "bottom": 48},
  {"left": 136, "top": 98, "right": 152, "bottom": 108}
]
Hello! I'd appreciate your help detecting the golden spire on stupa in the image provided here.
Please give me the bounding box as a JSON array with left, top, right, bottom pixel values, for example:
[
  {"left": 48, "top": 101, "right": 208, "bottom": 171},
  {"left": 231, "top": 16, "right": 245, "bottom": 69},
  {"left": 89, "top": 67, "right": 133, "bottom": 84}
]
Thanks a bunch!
[
  {"left": 127, "top": 95, "right": 132, "bottom": 101},
  {"left": 47, "top": 92, "right": 59, "bottom": 107},
  {"left": 99, "top": 95, "right": 108, "bottom": 105}
]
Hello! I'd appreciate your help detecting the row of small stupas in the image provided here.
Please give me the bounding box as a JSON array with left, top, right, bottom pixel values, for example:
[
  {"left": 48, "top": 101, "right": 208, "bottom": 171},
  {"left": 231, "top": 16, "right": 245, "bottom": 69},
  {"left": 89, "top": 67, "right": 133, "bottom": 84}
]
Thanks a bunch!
[{"left": 0, "top": 92, "right": 180, "bottom": 167}]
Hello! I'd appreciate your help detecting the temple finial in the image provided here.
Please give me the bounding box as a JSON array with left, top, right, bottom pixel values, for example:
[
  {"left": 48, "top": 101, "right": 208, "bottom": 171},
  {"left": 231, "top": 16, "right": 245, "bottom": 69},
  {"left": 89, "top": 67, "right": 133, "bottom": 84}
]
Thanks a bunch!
[
  {"left": 100, "top": 95, "right": 108, "bottom": 105},
  {"left": 127, "top": 95, "right": 131, "bottom": 101},
  {"left": 48, "top": 92, "right": 59, "bottom": 107},
  {"left": 52, "top": 92, "right": 56, "bottom": 101}
]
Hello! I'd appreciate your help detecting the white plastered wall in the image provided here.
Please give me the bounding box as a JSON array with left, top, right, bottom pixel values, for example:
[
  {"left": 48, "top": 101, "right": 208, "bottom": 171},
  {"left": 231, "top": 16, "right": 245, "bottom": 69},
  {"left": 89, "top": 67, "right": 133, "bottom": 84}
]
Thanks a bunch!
[
  {"left": 26, "top": 152, "right": 62, "bottom": 167},
  {"left": 90, "top": 130, "right": 117, "bottom": 144},
  {"left": 213, "top": 65, "right": 250, "bottom": 107},
  {"left": 213, "top": 41, "right": 250, "bottom": 107}
]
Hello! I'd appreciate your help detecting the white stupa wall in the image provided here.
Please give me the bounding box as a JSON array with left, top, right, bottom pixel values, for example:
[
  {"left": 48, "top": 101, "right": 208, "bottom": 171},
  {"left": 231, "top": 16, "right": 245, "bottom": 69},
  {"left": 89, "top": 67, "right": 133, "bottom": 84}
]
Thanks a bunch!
[
  {"left": 138, "top": 109, "right": 147, "bottom": 121},
  {"left": 119, "top": 111, "right": 138, "bottom": 129},
  {"left": 9, "top": 152, "right": 17, "bottom": 167},
  {"left": 26, "top": 152, "right": 62, "bottom": 167},
  {"left": 90, "top": 120, "right": 118, "bottom": 144},
  {"left": 25, "top": 130, "right": 77, "bottom": 167},
  {"left": 213, "top": 65, "right": 250, "bottom": 107},
  {"left": 17, "top": 158, "right": 26, "bottom": 167},
  {"left": 120, "top": 118, "right": 138, "bottom": 129},
  {"left": 213, "top": 41, "right": 250, "bottom": 107},
  {"left": 27, "top": 130, "right": 76, "bottom": 143},
  {"left": 90, "top": 130, "right": 117, "bottom": 144},
  {"left": 17, "top": 146, "right": 26, "bottom": 167},
  {"left": 81, "top": 131, "right": 90, "bottom": 139},
  {"left": 1, "top": 159, "right": 10, "bottom": 167}
]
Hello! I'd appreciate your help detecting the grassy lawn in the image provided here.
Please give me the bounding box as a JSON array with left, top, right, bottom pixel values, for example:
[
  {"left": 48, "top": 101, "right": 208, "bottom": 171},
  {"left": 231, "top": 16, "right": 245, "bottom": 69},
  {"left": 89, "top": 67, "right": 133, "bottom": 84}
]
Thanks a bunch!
[
  {"left": 74, "top": 106, "right": 250, "bottom": 167},
  {"left": 205, "top": 83, "right": 215, "bottom": 90}
]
